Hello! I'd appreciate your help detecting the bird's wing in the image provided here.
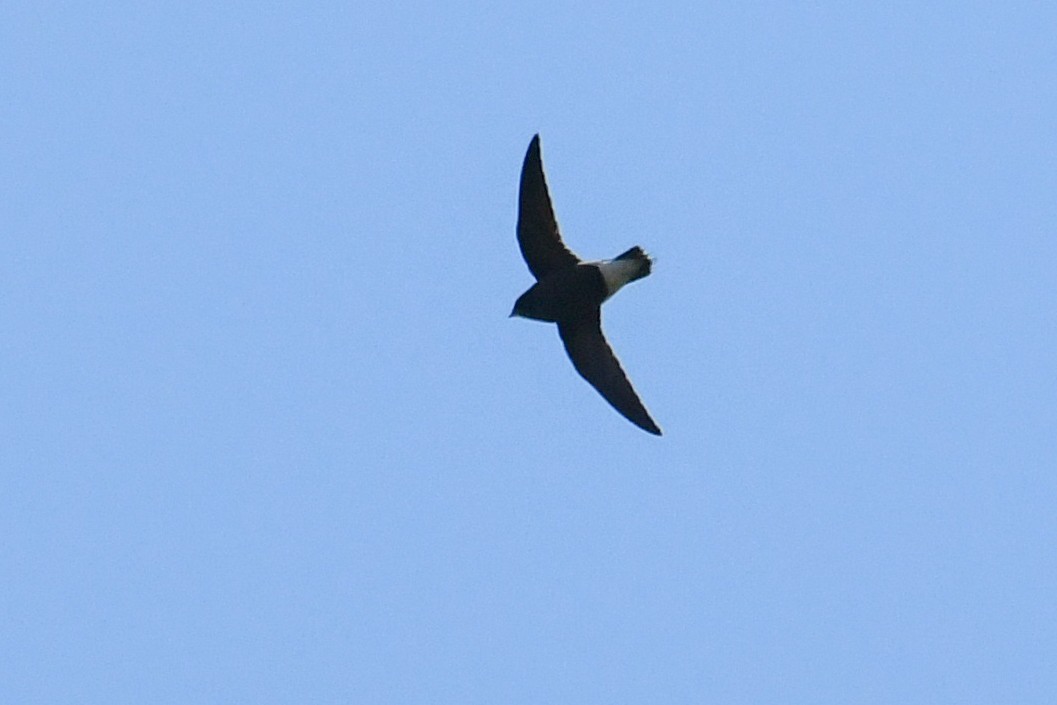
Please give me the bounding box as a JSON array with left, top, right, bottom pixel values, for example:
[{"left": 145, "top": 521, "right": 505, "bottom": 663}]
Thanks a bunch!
[
  {"left": 517, "top": 134, "right": 580, "bottom": 280},
  {"left": 557, "top": 309, "right": 662, "bottom": 435}
]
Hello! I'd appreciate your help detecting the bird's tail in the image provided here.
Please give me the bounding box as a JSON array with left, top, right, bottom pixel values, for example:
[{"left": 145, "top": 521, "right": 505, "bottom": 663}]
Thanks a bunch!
[{"left": 613, "top": 246, "right": 652, "bottom": 283}]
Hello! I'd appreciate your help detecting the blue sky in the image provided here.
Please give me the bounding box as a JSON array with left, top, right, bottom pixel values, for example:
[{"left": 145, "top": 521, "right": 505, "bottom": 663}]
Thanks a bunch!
[{"left": 2, "top": 2, "right": 1055, "bottom": 703}]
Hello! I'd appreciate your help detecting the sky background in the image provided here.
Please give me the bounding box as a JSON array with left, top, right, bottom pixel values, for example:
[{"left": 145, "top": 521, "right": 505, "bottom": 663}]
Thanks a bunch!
[{"left": 2, "top": 2, "right": 1056, "bottom": 703}]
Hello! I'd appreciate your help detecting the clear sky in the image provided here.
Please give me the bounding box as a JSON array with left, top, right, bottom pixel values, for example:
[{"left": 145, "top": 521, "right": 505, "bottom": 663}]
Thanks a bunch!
[{"left": 3, "top": 2, "right": 1055, "bottom": 703}]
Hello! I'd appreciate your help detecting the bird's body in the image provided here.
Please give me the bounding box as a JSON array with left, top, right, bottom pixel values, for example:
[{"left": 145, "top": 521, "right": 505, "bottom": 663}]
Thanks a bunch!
[
  {"left": 510, "top": 135, "right": 662, "bottom": 435},
  {"left": 512, "top": 249, "right": 651, "bottom": 323},
  {"left": 512, "top": 264, "right": 603, "bottom": 323}
]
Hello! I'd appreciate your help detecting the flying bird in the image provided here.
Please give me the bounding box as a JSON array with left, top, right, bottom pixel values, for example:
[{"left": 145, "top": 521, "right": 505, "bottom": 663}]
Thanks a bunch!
[{"left": 510, "top": 134, "right": 662, "bottom": 435}]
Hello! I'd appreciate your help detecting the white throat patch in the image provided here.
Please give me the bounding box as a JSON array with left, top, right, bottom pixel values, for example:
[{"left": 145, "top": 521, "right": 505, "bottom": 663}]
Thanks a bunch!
[{"left": 596, "top": 258, "right": 641, "bottom": 300}]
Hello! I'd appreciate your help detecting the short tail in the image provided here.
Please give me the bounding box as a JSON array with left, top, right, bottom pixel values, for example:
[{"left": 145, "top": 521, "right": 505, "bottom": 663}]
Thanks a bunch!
[{"left": 614, "top": 246, "right": 652, "bottom": 282}]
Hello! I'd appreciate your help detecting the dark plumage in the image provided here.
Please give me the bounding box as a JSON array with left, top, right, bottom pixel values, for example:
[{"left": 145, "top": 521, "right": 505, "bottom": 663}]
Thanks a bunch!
[{"left": 510, "top": 135, "right": 662, "bottom": 435}]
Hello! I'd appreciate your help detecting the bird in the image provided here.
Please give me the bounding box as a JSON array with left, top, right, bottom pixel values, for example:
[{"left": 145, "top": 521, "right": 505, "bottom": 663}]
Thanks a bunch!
[{"left": 510, "top": 134, "right": 662, "bottom": 436}]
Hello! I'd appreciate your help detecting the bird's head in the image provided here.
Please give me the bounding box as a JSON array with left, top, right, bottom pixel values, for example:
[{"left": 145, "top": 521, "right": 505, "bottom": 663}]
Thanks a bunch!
[
  {"left": 509, "top": 290, "right": 547, "bottom": 321},
  {"left": 509, "top": 296, "right": 528, "bottom": 319}
]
